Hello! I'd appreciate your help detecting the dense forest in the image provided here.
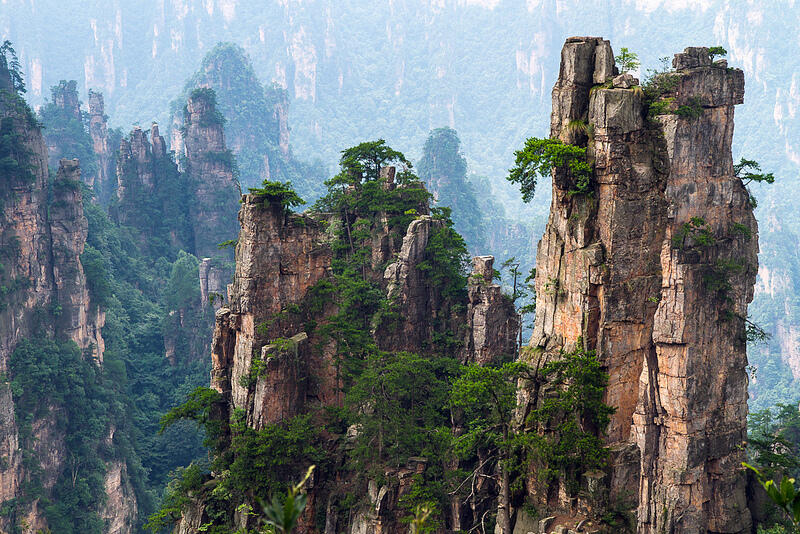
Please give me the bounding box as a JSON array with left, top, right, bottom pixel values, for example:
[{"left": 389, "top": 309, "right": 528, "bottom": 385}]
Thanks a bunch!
[{"left": 2, "top": 3, "right": 800, "bottom": 534}]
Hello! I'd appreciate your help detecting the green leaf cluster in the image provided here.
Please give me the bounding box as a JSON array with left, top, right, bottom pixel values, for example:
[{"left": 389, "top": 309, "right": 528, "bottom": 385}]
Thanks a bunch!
[
  {"left": 507, "top": 137, "right": 592, "bottom": 202},
  {"left": 614, "top": 47, "right": 640, "bottom": 73},
  {"left": 249, "top": 180, "right": 306, "bottom": 212},
  {"left": 525, "top": 340, "right": 615, "bottom": 490}
]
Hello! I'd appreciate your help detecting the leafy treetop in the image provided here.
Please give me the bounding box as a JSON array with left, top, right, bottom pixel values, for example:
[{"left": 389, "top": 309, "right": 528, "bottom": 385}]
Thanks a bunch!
[
  {"left": 249, "top": 180, "right": 306, "bottom": 212},
  {"left": 0, "top": 40, "right": 25, "bottom": 93},
  {"left": 614, "top": 47, "right": 640, "bottom": 74},
  {"left": 708, "top": 46, "right": 728, "bottom": 60},
  {"left": 334, "top": 139, "right": 411, "bottom": 185},
  {"left": 507, "top": 137, "right": 592, "bottom": 201},
  {"left": 735, "top": 158, "right": 775, "bottom": 186}
]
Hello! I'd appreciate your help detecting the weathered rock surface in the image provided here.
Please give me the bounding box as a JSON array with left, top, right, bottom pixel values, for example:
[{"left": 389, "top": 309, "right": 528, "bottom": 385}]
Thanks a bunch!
[
  {"left": 114, "top": 123, "right": 193, "bottom": 253},
  {"left": 181, "top": 175, "right": 520, "bottom": 532},
  {"left": 0, "top": 83, "right": 130, "bottom": 531},
  {"left": 464, "top": 256, "right": 520, "bottom": 364},
  {"left": 519, "top": 38, "right": 756, "bottom": 533},
  {"left": 199, "top": 257, "right": 230, "bottom": 310},
  {"left": 182, "top": 91, "right": 241, "bottom": 259},
  {"left": 87, "top": 89, "right": 116, "bottom": 200}
]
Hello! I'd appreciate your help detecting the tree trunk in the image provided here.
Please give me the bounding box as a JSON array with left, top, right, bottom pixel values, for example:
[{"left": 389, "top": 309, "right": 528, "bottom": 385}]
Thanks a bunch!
[{"left": 497, "top": 464, "right": 512, "bottom": 534}]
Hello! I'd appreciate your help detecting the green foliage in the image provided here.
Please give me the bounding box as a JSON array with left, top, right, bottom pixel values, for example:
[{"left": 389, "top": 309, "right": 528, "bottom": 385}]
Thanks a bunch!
[
  {"left": 708, "top": 46, "right": 728, "bottom": 60},
  {"left": 614, "top": 47, "right": 640, "bottom": 73},
  {"left": 348, "top": 351, "right": 458, "bottom": 469},
  {"left": 227, "top": 414, "right": 322, "bottom": 505},
  {"left": 249, "top": 180, "right": 306, "bottom": 212},
  {"left": 525, "top": 340, "right": 615, "bottom": 489},
  {"left": 674, "top": 96, "right": 704, "bottom": 120},
  {"left": 647, "top": 97, "right": 674, "bottom": 118},
  {"left": 0, "top": 114, "right": 36, "bottom": 196},
  {"left": 702, "top": 258, "right": 743, "bottom": 296},
  {"left": 189, "top": 87, "right": 226, "bottom": 127},
  {"left": 748, "top": 404, "right": 800, "bottom": 480},
  {"left": 178, "top": 43, "right": 326, "bottom": 199},
  {"left": 165, "top": 251, "right": 201, "bottom": 310},
  {"left": 336, "top": 139, "right": 411, "bottom": 184},
  {"left": 736, "top": 158, "right": 776, "bottom": 191},
  {"left": 0, "top": 40, "right": 25, "bottom": 93},
  {"left": 450, "top": 361, "right": 529, "bottom": 460},
  {"left": 259, "top": 465, "right": 315, "bottom": 534},
  {"left": 160, "top": 386, "right": 225, "bottom": 452},
  {"left": 81, "top": 193, "right": 212, "bottom": 525},
  {"left": 81, "top": 244, "right": 112, "bottom": 308},
  {"left": 507, "top": 137, "right": 592, "bottom": 202},
  {"left": 642, "top": 57, "right": 679, "bottom": 103},
  {"left": 672, "top": 216, "right": 715, "bottom": 248},
  {"left": 732, "top": 222, "right": 753, "bottom": 240},
  {"left": 743, "top": 463, "right": 800, "bottom": 530},
  {"left": 111, "top": 129, "right": 196, "bottom": 258},
  {"left": 9, "top": 338, "right": 115, "bottom": 533},
  {"left": 418, "top": 207, "right": 469, "bottom": 301},
  {"left": 144, "top": 462, "right": 209, "bottom": 532},
  {"left": 38, "top": 80, "right": 99, "bottom": 176}
]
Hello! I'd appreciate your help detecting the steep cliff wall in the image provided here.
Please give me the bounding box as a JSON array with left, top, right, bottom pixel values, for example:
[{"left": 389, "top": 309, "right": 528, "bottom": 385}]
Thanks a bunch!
[
  {"left": 0, "top": 69, "right": 138, "bottom": 532},
  {"left": 87, "top": 90, "right": 117, "bottom": 203},
  {"left": 519, "top": 38, "right": 756, "bottom": 533},
  {"left": 114, "top": 122, "right": 195, "bottom": 253},
  {"left": 0, "top": 78, "right": 136, "bottom": 530}
]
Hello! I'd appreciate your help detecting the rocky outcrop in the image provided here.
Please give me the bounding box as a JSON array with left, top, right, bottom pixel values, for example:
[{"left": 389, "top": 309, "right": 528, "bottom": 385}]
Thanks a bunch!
[
  {"left": 0, "top": 82, "right": 128, "bottom": 531},
  {"left": 463, "top": 256, "right": 519, "bottom": 365},
  {"left": 87, "top": 90, "right": 116, "bottom": 202},
  {"left": 180, "top": 168, "right": 521, "bottom": 532},
  {"left": 519, "top": 38, "right": 756, "bottom": 533},
  {"left": 211, "top": 196, "right": 332, "bottom": 429},
  {"left": 50, "top": 159, "right": 105, "bottom": 361},
  {"left": 181, "top": 90, "right": 241, "bottom": 259},
  {"left": 99, "top": 431, "right": 139, "bottom": 534},
  {"left": 199, "top": 257, "right": 230, "bottom": 310},
  {"left": 114, "top": 123, "right": 194, "bottom": 253},
  {"left": 636, "top": 46, "right": 754, "bottom": 534},
  {"left": 381, "top": 215, "right": 445, "bottom": 352}
]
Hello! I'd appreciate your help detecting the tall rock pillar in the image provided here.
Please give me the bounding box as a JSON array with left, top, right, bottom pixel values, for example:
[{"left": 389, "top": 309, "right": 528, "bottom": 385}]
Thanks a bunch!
[
  {"left": 634, "top": 47, "right": 754, "bottom": 534},
  {"left": 182, "top": 89, "right": 241, "bottom": 259},
  {"left": 520, "top": 38, "right": 755, "bottom": 533}
]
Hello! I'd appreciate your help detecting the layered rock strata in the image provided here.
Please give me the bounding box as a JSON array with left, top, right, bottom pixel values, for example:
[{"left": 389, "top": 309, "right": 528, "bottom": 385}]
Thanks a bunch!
[
  {"left": 87, "top": 90, "right": 116, "bottom": 202},
  {"left": 520, "top": 38, "right": 756, "bottom": 533}
]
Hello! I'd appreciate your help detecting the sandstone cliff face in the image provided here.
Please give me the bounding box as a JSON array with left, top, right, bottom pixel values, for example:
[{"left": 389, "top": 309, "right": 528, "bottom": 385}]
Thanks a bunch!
[
  {"left": 0, "top": 81, "right": 132, "bottom": 530},
  {"left": 520, "top": 38, "right": 756, "bottom": 533},
  {"left": 182, "top": 91, "right": 241, "bottom": 259},
  {"left": 464, "top": 256, "right": 519, "bottom": 365}
]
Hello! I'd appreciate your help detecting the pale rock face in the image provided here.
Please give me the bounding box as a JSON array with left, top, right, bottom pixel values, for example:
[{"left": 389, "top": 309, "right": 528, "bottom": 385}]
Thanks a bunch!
[
  {"left": 520, "top": 38, "right": 755, "bottom": 533},
  {"left": 199, "top": 257, "right": 230, "bottom": 310},
  {"left": 87, "top": 89, "right": 115, "bottom": 195},
  {"left": 463, "top": 256, "right": 520, "bottom": 365}
]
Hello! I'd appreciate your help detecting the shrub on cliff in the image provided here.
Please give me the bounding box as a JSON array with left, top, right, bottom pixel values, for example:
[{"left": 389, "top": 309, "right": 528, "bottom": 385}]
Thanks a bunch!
[
  {"left": 507, "top": 137, "right": 593, "bottom": 200},
  {"left": 249, "top": 179, "right": 305, "bottom": 212}
]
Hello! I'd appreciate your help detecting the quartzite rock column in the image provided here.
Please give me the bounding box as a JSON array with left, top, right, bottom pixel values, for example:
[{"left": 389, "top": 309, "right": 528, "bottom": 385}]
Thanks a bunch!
[
  {"left": 519, "top": 38, "right": 755, "bottom": 534},
  {"left": 635, "top": 46, "right": 755, "bottom": 534}
]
